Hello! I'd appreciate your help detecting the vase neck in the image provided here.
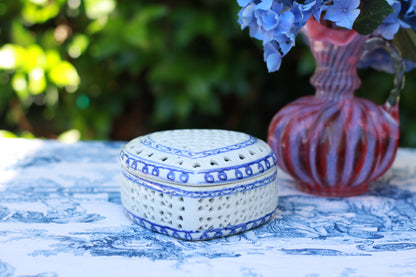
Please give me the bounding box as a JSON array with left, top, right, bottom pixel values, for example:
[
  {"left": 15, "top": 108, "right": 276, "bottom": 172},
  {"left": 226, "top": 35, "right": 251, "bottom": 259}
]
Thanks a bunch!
[{"left": 305, "top": 22, "right": 368, "bottom": 100}]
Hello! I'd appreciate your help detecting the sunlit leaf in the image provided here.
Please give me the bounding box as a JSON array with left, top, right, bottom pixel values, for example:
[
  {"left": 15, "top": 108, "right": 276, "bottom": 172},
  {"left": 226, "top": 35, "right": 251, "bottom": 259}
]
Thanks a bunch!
[
  {"left": 41, "top": 30, "right": 59, "bottom": 49},
  {"left": 22, "top": 1, "right": 62, "bottom": 24},
  {"left": 84, "top": 0, "right": 115, "bottom": 20},
  {"left": 58, "top": 129, "right": 81, "bottom": 143},
  {"left": 86, "top": 18, "right": 108, "bottom": 34},
  {"left": 12, "top": 45, "right": 28, "bottom": 69},
  {"left": 28, "top": 67, "right": 46, "bottom": 94},
  {"left": 11, "top": 20, "right": 35, "bottom": 46},
  {"left": 67, "top": 34, "right": 89, "bottom": 58},
  {"left": 21, "top": 131, "right": 36, "bottom": 139},
  {"left": 67, "top": 0, "right": 81, "bottom": 10},
  {"left": 0, "top": 45, "right": 17, "bottom": 69},
  {"left": 11, "top": 73, "right": 29, "bottom": 100},
  {"left": 48, "top": 61, "right": 80, "bottom": 87},
  {"left": 30, "top": 0, "right": 48, "bottom": 5},
  {"left": 45, "top": 50, "right": 61, "bottom": 70},
  {"left": 45, "top": 87, "right": 59, "bottom": 106},
  {"left": 0, "top": 130, "right": 18, "bottom": 138},
  {"left": 24, "top": 45, "right": 46, "bottom": 72}
]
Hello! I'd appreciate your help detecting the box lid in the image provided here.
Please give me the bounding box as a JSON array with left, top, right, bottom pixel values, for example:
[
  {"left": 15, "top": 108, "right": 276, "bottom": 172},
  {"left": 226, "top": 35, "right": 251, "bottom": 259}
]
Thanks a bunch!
[{"left": 120, "top": 129, "right": 277, "bottom": 186}]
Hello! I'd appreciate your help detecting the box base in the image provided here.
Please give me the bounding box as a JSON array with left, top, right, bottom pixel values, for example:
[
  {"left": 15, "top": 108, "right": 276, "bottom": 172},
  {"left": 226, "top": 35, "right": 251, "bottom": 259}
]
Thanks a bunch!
[{"left": 123, "top": 206, "right": 277, "bottom": 240}]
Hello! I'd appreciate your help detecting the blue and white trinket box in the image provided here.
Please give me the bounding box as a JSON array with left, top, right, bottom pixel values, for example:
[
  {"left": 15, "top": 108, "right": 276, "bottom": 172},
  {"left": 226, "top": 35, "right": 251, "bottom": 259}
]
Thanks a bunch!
[{"left": 120, "top": 129, "right": 279, "bottom": 240}]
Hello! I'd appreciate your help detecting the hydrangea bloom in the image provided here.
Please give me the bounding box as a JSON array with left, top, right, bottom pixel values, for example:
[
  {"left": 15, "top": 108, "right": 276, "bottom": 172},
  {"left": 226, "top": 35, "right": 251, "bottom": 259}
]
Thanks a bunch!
[
  {"left": 237, "top": 0, "right": 416, "bottom": 72},
  {"left": 323, "top": 0, "right": 360, "bottom": 29},
  {"left": 375, "top": 0, "right": 402, "bottom": 39}
]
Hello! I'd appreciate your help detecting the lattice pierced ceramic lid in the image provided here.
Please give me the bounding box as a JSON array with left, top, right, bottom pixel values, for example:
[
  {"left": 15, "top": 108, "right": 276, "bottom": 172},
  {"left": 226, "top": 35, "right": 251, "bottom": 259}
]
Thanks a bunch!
[{"left": 120, "top": 129, "right": 279, "bottom": 240}]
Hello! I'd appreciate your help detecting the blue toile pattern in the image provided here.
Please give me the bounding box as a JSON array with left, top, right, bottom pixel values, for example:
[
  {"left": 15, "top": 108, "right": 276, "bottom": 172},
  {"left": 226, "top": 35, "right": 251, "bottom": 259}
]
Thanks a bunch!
[{"left": 1, "top": 139, "right": 416, "bottom": 276}]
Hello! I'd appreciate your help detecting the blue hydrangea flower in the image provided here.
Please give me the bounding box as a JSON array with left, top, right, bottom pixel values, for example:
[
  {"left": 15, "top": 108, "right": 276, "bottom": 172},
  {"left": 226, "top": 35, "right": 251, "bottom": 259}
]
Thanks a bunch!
[
  {"left": 324, "top": 0, "right": 361, "bottom": 29},
  {"left": 238, "top": 1, "right": 285, "bottom": 41},
  {"left": 263, "top": 41, "right": 282, "bottom": 72},
  {"left": 255, "top": 9, "right": 280, "bottom": 32},
  {"left": 275, "top": 32, "right": 295, "bottom": 55},
  {"left": 375, "top": 0, "right": 401, "bottom": 39},
  {"left": 238, "top": 3, "right": 256, "bottom": 29},
  {"left": 401, "top": 0, "right": 416, "bottom": 30},
  {"left": 292, "top": 0, "right": 323, "bottom": 28},
  {"left": 359, "top": 47, "right": 416, "bottom": 73},
  {"left": 236, "top": 0, "right": 415, "bottom": 73},
  {"left": 291, "top": 2, "right": 312, "bottom": 29},
  {"left": 308, "top": 0, "right": 325, "bottom": 21},
  {"left": 276, "top": 10, "right": 295, "bottom": 34},
  {"left": 237, "top": 0, "right": 250, "bottom": 7},
  {"left": 256, "top": 0, "right": 274, "bottom": 11},
  {"left": 407, "top": 0, "right": 416, "bottom": 12}
]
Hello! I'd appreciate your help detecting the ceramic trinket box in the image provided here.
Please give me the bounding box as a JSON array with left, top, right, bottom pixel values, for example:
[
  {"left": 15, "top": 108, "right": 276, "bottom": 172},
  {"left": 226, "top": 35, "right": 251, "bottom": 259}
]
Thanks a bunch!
[{"left": 120, "top": 129, "right": 279, "bottom": 240}]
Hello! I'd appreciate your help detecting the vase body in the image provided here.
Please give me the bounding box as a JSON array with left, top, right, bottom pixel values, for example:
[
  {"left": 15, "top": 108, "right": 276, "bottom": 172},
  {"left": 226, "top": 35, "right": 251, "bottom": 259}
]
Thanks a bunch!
[{"left": 267, "top": 19, "right": 400, "bottom": 197}]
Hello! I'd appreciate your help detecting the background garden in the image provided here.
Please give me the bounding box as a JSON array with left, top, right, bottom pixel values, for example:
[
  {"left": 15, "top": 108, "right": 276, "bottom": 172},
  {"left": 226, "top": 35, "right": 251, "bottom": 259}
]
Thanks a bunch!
[{"left": 1, "top": 0, "right": 416, "bottom": 146}]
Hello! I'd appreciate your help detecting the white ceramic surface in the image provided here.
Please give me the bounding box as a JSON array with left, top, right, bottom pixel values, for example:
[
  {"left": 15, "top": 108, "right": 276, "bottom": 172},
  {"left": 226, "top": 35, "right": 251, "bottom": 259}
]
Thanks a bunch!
[{"left": 120, "top": 129, "right": 279, "bottom": 240}]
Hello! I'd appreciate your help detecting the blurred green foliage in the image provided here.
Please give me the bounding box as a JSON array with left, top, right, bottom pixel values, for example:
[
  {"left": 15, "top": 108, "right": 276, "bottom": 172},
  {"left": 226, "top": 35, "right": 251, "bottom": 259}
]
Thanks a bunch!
[{"left": 0, "top": 0, "right": 415, "bottom": 146}]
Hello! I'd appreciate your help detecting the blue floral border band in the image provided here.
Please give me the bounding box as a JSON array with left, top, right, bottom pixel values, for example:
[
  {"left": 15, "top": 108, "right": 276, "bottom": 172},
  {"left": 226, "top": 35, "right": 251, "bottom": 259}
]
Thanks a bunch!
[
  {"left": 121, "top": 167, "right": 277, "bottom": 198},
  {"left": 120, "top": 150, "right": 277, "bottom": 185},
  {"left": 141, "top": 134, "right": 257, "bottom": 159},
  {"left": 123, "top": 206, "right": 276, "bottom": 240}
]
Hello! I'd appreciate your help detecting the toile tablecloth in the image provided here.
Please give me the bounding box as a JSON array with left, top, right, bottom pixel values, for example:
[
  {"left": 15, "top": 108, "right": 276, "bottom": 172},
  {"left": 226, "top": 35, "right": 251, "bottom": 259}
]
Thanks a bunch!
[{"left": 1, "top": 138, "right": 416, "bottom": 277}]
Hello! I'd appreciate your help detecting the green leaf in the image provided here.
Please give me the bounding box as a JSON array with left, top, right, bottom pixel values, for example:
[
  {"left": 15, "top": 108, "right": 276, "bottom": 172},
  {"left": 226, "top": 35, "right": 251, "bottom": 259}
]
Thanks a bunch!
[
  {"left": 11, "top": 20, "right": 35, "bottom": 46},
  {"left": 58, "top": 129, "right": 81, "bottom": 143},
  {"left": 67, "top": 34, "right": 90, "bottom": 58},
  {"left": 0, "top": 130, "right": 18, "bottom": 138},
  {"left": 353, "top": 0, "right": 394, "bottom": 35},
  {"left": 0, "top": 44, "right": 18, "bottom": 70},
  {"left": 123, "top": 5, "right": 168, "bottom": 49},
  {"left": 171, "top": 8, "right": 216, "bottom": 47},
  {"left": 48, "top": 61, "right": 80, "bottom": 88},
  {"left": 28, "top": 67, "right": 46, "bottom": 94},
  {"left": 21, "top": 0, "right": 63, "bottom": 24},
  {"left": 84, "top": 0, "right": 116, "bottom": 20},
  {"left": 174, "top": 92, "right": 192, "bottom": 120},
  {"left": 11, "top": 72, "right": 29, "bottom": 100},
  {"left": 153, "top": 95, "right": 175, "bottom": 123},
  {"left": 393, "top": 28, "right": 416, "bottom": 63}
]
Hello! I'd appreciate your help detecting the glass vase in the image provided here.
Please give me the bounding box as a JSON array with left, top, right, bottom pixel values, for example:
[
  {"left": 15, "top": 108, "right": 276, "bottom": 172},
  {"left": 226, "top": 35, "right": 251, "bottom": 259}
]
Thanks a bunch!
[{"left": 267, "top": 18, "right": 404, "bottom": 197}]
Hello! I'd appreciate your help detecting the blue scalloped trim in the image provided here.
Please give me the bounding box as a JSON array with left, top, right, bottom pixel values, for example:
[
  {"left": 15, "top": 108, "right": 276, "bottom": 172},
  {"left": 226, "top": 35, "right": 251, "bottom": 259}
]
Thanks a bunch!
[
  {"left": 120, "top": 150, "right": 277, "bottom": 184},
  {"left": 141, "top": 134, "right": 257, "bottom": 158},
  {"left": 121, "top": 168, "right": 277, "bottom": 198},
  {"left": 123, "top": 206, "right": 276, "bottom": 240}
]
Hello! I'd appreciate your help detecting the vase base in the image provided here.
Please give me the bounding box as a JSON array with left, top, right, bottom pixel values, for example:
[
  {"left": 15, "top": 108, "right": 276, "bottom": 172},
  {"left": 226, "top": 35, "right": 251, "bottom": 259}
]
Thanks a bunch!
[{"left": 294, "top": 182, "right": 369, "bottom": 197}]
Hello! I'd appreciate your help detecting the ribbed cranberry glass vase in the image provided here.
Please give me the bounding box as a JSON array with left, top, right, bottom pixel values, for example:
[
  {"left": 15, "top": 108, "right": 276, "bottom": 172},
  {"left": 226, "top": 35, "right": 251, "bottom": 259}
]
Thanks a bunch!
[{"left": 267, "top": 18, "right": 401, "bottom": 197}]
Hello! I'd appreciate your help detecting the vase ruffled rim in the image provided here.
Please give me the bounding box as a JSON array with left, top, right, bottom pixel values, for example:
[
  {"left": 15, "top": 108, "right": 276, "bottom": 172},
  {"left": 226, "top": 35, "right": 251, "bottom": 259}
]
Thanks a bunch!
[{"left": 303, "top": 17, "right": 359, "bottom": 47}]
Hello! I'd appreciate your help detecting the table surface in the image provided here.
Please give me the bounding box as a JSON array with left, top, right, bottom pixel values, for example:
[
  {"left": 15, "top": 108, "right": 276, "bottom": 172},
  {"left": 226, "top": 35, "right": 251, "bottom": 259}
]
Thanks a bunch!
[{"left": 1, "top": 138, "right": 416, "bottom": 277}]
